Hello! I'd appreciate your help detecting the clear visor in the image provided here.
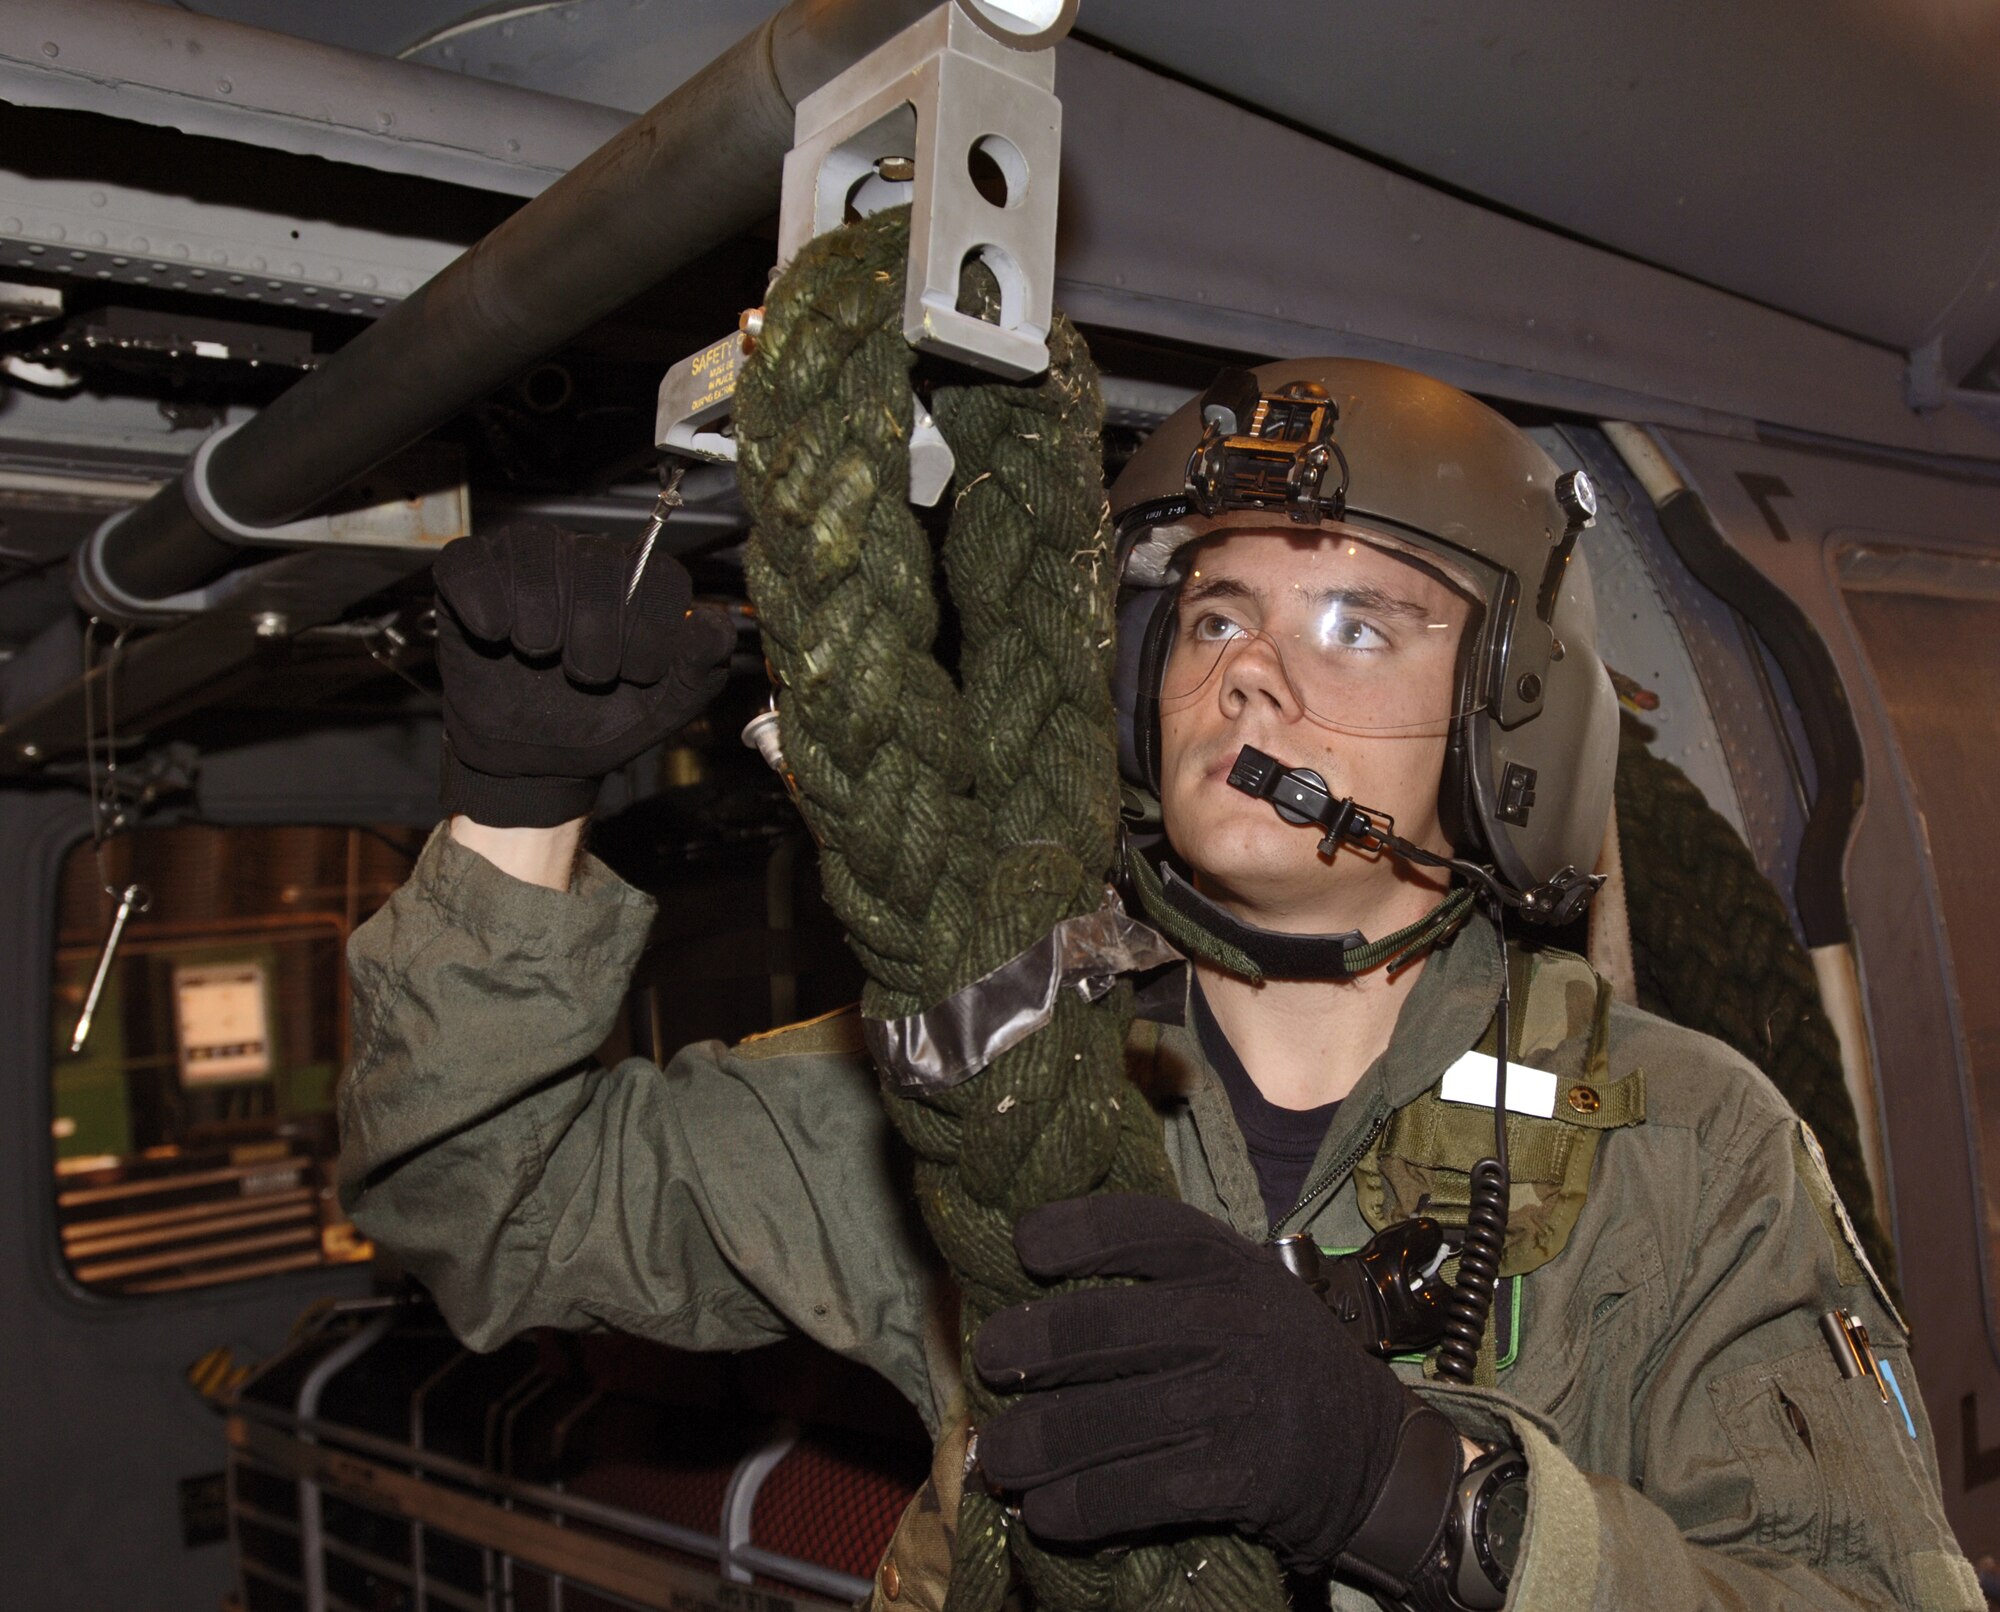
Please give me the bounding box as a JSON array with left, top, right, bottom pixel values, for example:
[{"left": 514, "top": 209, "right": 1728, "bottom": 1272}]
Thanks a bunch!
[{"left": 1158, "top": 524, "right": 1485, "bottom": 736}]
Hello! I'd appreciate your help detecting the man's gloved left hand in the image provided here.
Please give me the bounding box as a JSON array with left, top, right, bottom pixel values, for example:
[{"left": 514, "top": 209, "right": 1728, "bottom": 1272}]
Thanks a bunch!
[{"left": 973, "top": 1194, "right": 1461, "bottom": 1582}]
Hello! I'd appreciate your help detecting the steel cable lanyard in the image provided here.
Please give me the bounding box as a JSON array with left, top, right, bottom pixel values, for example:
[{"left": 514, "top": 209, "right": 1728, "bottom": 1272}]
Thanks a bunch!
[{"left": 70, "top": 617, "right": 151, "bottom": 1052}]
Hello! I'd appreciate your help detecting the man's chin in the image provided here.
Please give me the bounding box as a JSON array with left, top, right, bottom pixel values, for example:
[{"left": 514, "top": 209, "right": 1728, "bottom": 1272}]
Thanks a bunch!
[
  {"left": 1171, "top": 784, "right": 1329, "bottom": 853},
  {"left": 1173, "top": 826, "right": 1343, "bottom": 907}
]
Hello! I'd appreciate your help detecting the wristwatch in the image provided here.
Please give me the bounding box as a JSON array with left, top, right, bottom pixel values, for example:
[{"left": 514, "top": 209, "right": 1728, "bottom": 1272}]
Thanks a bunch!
[{"left": 1399, "top": 1443, "right": 1529, "bottom": 1612}]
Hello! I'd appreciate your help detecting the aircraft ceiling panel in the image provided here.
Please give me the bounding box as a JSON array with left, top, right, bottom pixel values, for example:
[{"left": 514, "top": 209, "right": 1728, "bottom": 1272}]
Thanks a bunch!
[
  {"left": 2, "top": 0, "right": 631, "bottom": 199},
  {"left": 26, "top": 0, "right": 1993, "bottom": 460},
  {"left": 157, "top": 0, "right": 475, "bottom": 59},
  {"left": 400, "top": 0, "right": 789, "bottom": 114},
  {"left": 0, "top": 137, "right": 469, "bottom": 316},
  {"left": 1080, "top": 0, "right": 2000, "bottom": 387},
  {"left": 1050, "top": 44, "right": 2000, "bottom": 460}
]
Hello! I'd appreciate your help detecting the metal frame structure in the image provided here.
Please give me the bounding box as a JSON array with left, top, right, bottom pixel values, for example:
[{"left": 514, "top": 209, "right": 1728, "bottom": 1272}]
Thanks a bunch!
[
  {"left": 223, "top": 1306, "right": 878, "bottom": 1612},
  {"left": 58, "top": 0, "right": 1015, "bottom": 622}
]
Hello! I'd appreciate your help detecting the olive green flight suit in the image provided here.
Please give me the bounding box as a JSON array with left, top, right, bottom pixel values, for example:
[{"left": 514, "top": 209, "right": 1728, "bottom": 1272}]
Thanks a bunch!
[{"left": 338, "top": 829, "right": 1980, "bottom": 1611}]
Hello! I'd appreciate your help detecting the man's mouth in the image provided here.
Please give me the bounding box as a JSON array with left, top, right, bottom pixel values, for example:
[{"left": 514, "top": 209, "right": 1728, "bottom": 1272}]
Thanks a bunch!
[
  {"left": 1203, "top": 741, "right": 1330, "bottom": 793},
  {"left": 1203, "top": 749, "right": 1254, "bottom": 788}
]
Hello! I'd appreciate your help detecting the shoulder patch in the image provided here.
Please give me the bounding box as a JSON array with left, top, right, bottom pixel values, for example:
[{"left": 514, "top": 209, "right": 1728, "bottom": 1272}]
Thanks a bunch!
[
  {"left": 1794, "top": 1119, "right": 1907, "bottom": 1335},
  {"left": 732, "top": 1003, "right": 868, "bottom": 1062}
]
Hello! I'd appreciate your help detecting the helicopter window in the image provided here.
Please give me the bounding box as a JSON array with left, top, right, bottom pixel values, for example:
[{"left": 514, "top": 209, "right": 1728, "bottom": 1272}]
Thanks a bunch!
[
  {"left": 1838, "top": 542, "right": 2000, "bottom": 1314},
  {"left": 49, "top": 823, "right": 420, "bottom": 1296}
]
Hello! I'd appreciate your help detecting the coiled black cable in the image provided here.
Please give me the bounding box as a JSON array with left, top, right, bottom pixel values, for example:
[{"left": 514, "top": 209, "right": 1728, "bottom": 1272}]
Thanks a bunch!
[
  {"left": 1436, "top": 1158, "right": 1508, "bottom": 1382},
  {"left": 1436, "top": 909, "right": 1512, "bottom": 1385}
]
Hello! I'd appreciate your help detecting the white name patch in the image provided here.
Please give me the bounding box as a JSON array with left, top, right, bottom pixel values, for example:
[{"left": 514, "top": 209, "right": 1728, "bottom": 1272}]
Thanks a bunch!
[{"left": 1438, "top": 1050, "right": 1559, "bottom": 1118}]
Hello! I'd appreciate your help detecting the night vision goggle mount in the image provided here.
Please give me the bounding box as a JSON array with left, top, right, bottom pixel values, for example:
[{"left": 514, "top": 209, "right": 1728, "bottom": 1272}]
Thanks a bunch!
[{"left": 1186, "top": 368, "right": 1353, "bottom": 526}]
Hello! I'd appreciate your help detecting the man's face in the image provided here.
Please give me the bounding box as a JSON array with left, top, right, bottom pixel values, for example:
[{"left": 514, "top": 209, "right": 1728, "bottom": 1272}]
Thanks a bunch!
[{"left": 1155, "top": 526, "right": 1473, "bottom": 923}]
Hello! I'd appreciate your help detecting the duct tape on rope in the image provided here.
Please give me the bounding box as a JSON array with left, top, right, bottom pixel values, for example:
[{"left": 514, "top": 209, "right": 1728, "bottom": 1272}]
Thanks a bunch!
[{"left": 863, "top": 887, "right": 1180, "bottom": 1093}]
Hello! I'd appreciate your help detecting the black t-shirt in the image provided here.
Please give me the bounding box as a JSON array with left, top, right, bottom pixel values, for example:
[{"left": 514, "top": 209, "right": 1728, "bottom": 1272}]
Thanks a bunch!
[{"left": 1190, "top": 977, "right": 1341, "bottom": 1230}]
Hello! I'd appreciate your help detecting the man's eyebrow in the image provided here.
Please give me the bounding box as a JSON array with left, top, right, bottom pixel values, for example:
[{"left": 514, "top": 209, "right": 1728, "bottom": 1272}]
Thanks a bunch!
[
  {"left": 1181, "top": 575, "right": 1257, "bottom": 605},
  {"left": 1306, "top": 584, "right": 1436, "bottom": 619},
  {"left": 1181, "top": 575, "right": 1444, "bottom": 620}
]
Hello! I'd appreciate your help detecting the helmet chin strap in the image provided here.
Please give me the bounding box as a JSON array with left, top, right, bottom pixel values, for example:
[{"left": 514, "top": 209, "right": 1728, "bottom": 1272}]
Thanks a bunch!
[
  {"left": 1124, "top": 850, "right": 1473, "bottom": 982},
  {"left": 1124, "top": 744, "right": 1601, "bottom": 983}
]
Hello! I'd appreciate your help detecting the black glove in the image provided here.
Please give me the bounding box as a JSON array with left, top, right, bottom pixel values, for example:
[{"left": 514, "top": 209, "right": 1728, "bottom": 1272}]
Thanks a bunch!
[
  {"left": 433, "top": 521, "right": 735, "bottom": 827},
  {"left": 973, "top": 1194, "right": 1463, "bottom": 1585}
]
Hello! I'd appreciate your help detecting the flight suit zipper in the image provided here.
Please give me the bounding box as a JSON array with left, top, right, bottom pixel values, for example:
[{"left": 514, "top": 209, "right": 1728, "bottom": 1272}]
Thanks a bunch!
[{"left": 1268, "top": 1107, "right": 1388, "bottom": 1240}]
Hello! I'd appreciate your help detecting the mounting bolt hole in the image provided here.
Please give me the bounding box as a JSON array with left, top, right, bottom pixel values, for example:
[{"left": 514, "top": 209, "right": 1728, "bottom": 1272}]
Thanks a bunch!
[{"left": 968, "top": 134, "right": 1027, "bottom": 209}]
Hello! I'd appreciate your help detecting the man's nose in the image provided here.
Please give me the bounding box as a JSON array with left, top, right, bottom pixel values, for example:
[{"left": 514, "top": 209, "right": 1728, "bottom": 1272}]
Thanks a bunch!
[{"left": 1216, "top": 633, "right": 1305, "bottom": 720}]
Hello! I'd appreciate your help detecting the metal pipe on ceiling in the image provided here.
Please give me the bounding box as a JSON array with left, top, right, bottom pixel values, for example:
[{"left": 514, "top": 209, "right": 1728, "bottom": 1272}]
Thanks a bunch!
[{"left": 73, "top": 0, "right": 946, "bottom": 621}]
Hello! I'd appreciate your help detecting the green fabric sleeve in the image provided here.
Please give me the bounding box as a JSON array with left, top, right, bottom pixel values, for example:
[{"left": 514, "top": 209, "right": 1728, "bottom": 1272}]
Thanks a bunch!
[
  {"left": 1416, "top": 1105, "right": 1977, "bottom": 1612},
  {"left": 336, "top": 826, "right": 949, "bottom": 1431}
]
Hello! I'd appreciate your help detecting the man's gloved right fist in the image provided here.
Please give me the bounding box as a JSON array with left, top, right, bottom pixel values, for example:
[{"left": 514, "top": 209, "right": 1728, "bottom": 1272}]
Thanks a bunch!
[
  {"left": 973, "top": 1194, "right": 1463, "bottom": 1589},
  {"left": 433, "top": 521, "right": 736, "bottom": 828}
]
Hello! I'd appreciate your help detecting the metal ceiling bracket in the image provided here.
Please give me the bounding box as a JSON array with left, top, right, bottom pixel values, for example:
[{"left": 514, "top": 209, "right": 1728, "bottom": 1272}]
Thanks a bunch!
[
  {"left": 778, "top": 2, "right": 1063, "bottom": 380},
  {"left": 655, "top": 1, "right": 1069, "bottom": 489},
  {"left": 656, "top": 329, "right": 958, "bottom": 504}
]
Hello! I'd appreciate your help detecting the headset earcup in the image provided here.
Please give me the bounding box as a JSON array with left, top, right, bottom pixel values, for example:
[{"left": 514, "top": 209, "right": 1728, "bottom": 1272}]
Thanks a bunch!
[
  {"left": 1456, "top": 559, "right": 1618, "bottom": 903},
  {"left": 1439, "top": 715, "right": 1481, "bottom": 865}
]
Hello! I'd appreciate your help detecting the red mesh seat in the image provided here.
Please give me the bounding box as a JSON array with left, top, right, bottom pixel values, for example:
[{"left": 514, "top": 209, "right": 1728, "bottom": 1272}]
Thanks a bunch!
[{"left": 750, "top": 1428, "right": 928, "bottom": 1580}]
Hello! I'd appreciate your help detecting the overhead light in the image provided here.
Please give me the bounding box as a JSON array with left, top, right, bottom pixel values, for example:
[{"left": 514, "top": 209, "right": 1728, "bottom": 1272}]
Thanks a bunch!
[{"left": 954, "top": 0, "right": 1078, "bottom": 49}]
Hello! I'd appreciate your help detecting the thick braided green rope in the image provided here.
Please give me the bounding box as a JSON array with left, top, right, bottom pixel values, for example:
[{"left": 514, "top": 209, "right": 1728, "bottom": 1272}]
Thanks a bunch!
[{"left": 736, "top": 208, "right": 1287, "bottom": 1612}]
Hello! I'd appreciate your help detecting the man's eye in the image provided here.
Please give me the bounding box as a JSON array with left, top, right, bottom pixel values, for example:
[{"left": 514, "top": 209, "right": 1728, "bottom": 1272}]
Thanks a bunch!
[
  {"left": 1317, "top": 608, "right": 1389, "bottom": 652},
  {"left": 1190, "top": 612, "right": 1246, "bottom": 643}
]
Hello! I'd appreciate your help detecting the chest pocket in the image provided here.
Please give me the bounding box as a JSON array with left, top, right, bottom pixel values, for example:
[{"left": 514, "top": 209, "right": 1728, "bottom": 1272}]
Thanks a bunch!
[{"left": 1354, "top": 949, "right": 1645, "bottom": 1283}]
